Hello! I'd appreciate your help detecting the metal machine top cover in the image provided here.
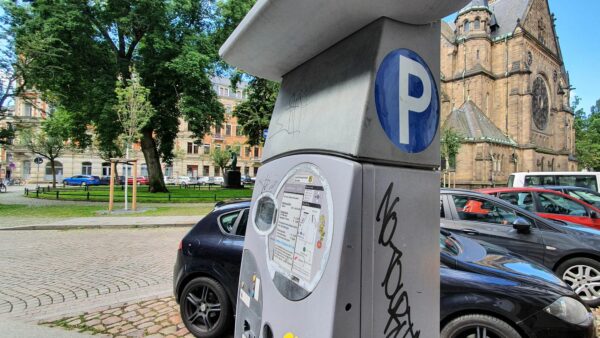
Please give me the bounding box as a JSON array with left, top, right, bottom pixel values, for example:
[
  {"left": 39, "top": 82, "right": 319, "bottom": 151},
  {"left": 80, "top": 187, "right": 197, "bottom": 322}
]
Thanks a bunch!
[{"left": 219, "top": 0, "right": 470, "bottom": 81}]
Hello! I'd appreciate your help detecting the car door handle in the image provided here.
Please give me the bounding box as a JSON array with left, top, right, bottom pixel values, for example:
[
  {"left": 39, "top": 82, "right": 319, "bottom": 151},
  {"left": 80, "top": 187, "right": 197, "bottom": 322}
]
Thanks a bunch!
[{"left": 461, "top": 228, "right": 480, "bottom": 236}]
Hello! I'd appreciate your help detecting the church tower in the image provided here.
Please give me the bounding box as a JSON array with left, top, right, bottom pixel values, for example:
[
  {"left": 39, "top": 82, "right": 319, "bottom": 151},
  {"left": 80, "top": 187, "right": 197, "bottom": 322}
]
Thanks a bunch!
[{"left": 452, "top": 0, "right": 497, "bottom": 116}]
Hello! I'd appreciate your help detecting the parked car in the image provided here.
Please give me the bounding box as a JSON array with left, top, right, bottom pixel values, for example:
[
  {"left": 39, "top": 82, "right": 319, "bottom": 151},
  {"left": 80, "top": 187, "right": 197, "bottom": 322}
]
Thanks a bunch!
[
  {"left": 177, "top": 176, "right": 196, "bottom": 186},
  {"left": 174, "top": 200, "right": 594, "bottom": 338},
  {"left": 127, "top": 176, "right": 149, "bottom": 185},
  {"left": 478, "top": 187, "right": 600, "bottom": 229},
  {"left": 240, "top": 175, "right": 253, "bottom": 184},
  {"left": 99, "top": 176, "right": 124, "bottom": 185},
  {"left": 213, "top": 176, "right": 224, "bottom": 185},
  {"left": 62, "top": 175, "right": 101, "bottom": 186},
  {"left": 541, "top": 186, "right": 600, "bottom": 208},
  {"left": 164, "top": 176, "right": 177, "bottom": 185},
  {"left": 508, "top": 172, "right": 600, "bottom": 192},
  {"left": 442, "top": 188, "right": 600, "bottom": 306}
]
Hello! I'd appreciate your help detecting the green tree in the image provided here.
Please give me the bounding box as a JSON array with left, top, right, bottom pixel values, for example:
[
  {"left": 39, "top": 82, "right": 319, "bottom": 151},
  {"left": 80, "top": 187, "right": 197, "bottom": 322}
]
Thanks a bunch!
[
  {"left": 211, "top": 147, "right": 230, "bottom": 178},
  {"left": 233, "top": 78, "right": 279, "bottom": 146},
  {"left": 5, "top": 0, "right": 224, "bottom": 192},
  {"left": 574, "top": 97, "right": 600, "bottom": 170},
  {"left": 20, "top": 110, "right": 72, "bottom": 187},
  {"left": 114, "top": 70, "right": 155, "bottom": 157},
  {"left": 440, "top": 128, "right": 464, "bottom": 170}
]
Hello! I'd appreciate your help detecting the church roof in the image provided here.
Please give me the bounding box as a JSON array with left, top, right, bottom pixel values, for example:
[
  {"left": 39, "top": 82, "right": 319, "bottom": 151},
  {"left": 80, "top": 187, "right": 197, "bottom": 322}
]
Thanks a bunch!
[
  {"left": 488, "top": 0, "right": 530, "bottom": 38},
  {"left": 443, "top": 100, "right": 516, "bottom": 146}
]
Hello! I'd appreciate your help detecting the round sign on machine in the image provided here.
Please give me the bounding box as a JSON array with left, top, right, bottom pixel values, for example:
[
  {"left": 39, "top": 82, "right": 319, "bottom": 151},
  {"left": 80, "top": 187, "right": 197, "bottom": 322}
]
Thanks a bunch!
[
  {"left": 260, "top": 163, "right": 333, "bottom": 301},
  {"left": 374, "top": 48, "right": 439, "bottom": 153}
]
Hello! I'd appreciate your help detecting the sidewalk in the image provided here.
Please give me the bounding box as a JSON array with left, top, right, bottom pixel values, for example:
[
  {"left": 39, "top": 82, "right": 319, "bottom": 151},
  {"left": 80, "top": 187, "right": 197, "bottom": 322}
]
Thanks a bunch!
[
  {"left": 0, "top": 215, "right": 202, "bottom": 231},
  {"left": 0, "top": 318, "right": 106, "bottom": 338}
]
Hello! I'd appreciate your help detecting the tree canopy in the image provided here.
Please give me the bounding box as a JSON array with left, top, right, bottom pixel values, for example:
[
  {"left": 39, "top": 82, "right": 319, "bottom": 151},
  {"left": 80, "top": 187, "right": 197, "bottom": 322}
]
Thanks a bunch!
[
  {"left": 574, "top": 97, "right": 600, "bottom": 170},
  {"left": 4, "top": 0, "right": 225, "bottom": 192}
]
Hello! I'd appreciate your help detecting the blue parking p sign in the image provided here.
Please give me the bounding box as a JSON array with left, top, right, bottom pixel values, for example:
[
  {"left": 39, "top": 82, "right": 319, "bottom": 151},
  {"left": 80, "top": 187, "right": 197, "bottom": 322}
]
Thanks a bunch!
[{"left": 374, "top": 48, "right": 439, "bottom": 153}]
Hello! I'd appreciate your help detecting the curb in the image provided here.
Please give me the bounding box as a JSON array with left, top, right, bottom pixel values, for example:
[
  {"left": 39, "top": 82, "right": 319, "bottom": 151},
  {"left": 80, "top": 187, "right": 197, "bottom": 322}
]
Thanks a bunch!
[{"left": 0, "top": 223, "right": 195, "bottom": 231}]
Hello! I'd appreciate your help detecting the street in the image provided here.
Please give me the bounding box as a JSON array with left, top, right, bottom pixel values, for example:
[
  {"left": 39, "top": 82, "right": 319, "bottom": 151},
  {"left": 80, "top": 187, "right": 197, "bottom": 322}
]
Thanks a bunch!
[{"left": 0, "top": 228, "right": 187, "bottom": 322}]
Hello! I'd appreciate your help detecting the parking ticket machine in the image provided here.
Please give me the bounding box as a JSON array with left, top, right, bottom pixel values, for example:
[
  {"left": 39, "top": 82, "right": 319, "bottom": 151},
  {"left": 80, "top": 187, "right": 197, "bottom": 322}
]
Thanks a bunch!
[{"left": 219, "top": 1, "right": 470, "bottom": 337}]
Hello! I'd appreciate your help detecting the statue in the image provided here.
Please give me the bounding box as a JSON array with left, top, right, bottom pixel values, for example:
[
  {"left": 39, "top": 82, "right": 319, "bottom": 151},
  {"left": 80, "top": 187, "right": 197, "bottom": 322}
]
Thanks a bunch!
[{"left": 229, "top": 151, "right": 237, "bottom": 171}]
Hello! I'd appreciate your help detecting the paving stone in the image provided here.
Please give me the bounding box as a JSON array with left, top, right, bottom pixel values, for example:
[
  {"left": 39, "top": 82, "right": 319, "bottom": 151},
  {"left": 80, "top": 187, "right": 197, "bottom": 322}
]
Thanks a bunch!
[
  {"left": 102, "top": 316, "right": 121, "bottom": 325},
  {"left": 175, "top": 327, "right": 189, "bottom": 336},
  {"left": 86, "top": 319, "right": 101, "bottom": 326},
  {"left": 160, "top": 325, "right": 177, "bottom": 335},
  {"left": 137, "top": 321, "right": 154, "bottom": 329},
  {"left": 146, "top": 324, "right": 164, "bottom": 334}
]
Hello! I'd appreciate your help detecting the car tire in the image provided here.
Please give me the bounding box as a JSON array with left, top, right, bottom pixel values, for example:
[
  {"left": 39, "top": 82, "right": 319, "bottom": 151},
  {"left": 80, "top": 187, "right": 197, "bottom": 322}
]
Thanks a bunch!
[
  {"left": 180, "top": 277, "right": 231, "bottom": 338},
  {"left": 441, "top": 314, "right": 521, "bottom": 338},
  {"left": 556, "top": 257, "right": 600, "bottom": 307},
  {"left": 81, "top": 182, "right": 87, "bottom": 187}
]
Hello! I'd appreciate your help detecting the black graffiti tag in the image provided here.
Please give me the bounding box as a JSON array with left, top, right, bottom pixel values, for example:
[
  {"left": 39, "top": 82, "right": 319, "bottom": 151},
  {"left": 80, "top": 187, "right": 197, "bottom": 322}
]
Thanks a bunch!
[{"left": 376, "top": 182, "right": 420, "bottom": 338}]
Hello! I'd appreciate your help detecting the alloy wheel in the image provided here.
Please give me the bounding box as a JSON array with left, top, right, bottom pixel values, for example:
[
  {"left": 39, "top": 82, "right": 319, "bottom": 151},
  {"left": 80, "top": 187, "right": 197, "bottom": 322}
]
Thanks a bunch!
[
  {"left": 452, "top": 325, "right": 503, "bottom": 338},
  {"left": 562, "top": 264, "right": 600, "bottom": 301},
  {"left": 183, "top": 284, "right": 223, "bottom": 333}
]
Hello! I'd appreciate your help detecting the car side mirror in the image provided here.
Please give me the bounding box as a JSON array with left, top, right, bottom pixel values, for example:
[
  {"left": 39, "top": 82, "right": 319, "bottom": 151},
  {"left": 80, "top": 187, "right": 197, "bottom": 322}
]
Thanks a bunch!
[
  {"left": 591, "top": 211, "right": 599, "bottom": 219},
  {"left": 513, "top": 217, "right": 531, "bottom": 233}
]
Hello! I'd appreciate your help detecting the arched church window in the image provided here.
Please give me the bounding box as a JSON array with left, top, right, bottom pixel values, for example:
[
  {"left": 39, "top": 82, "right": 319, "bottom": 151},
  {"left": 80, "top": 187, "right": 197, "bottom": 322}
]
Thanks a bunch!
[
  {"left": 464, "top": 20, "right": 470, "bottom": 32},
  {"left": 474, "top": 18, "right": 480, "bottom": 30},
  {"left": 532, "top": 77, "right": 550, "bottom": 130}
]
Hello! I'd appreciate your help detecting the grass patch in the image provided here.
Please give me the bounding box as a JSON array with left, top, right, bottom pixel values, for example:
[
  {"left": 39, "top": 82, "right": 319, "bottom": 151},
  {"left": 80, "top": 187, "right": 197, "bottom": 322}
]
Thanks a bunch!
[
  {"left": 0, "top": 203, "right": 214, "bottom": 218},
  {"left": 26, "top": 185, "right": 253, "bottom": 203}
]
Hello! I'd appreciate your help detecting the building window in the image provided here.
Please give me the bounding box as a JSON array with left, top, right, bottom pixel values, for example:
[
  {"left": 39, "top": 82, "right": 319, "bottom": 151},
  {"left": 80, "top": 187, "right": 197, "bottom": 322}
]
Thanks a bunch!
[
  {"left": 219, "top": 86, "right": 230, "bottom": 97},
  {"left": 236, "top": 125, "right": 243, "bottom": 136},
  {"left": 203, "top": 144, "right": 210, "bottom": 155},
  {"left": 22, "top": 160, "right": 31, "bottom": 179},
  {"left": 215, "top": 167, "right": 221, "bottom": 176},
  {"left": 474, "top": 18, "right": 480, "bottom": 30},
  {"left": 23, "top": 102, "right": 33, "bottom": 117},
  {"left": 236, "top": 89, "right": 243, "bottom": 99},
  {"left": 254, "top": 147, "right": 259, "bottom": 157},
  {"left": 215, "top": 144, "right": 222, "bottom": 151},
  {"left": 45, "top": 161, "right": 63, "bottom": 177},
  {"left": 187, "top": 142, "right": 199, "bottom": 154},
  {"left": 253, "top": 167, "right": 258, "bottom": 176},
  {"left": 102, "top": 163, "right": 111, "bottom": 176},
  {"left": 244, "top": 167, "right": 250, "bottom": 175},
  {"left": 476, "top": 49, "right": 480, "bottom": 60},
  {"left": 140, "top": 164, "right": 148, "bottom": 177},
  {"left": 165, "top": 165, "right": 173, "bottom": 177},
  {"left": 215, "top": 125, "right": 222, "bottom": 137},
  {"left": 82, "top": 162, "right": 92, "bottom": 175},
  {"left": 226, "top": 124, "right": 232, "bottom": 136},
  {"left": 225, "top": 105, "right": 232, "bottom": 114},
  {"left": 203, "top": 165, "right": 210, "bottom": 176},
  {"left": 464, "top": 20, "right": 470, "bottom": 33}
]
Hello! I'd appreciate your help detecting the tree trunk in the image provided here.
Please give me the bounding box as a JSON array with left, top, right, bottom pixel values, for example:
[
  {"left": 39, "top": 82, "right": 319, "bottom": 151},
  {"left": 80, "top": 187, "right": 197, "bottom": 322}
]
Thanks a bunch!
[
  {"left": 50, "top": 158, "right": 57, "bottom": 188},
  {"left": 140, "top": 129, "right": 168, "bottom": 193}
]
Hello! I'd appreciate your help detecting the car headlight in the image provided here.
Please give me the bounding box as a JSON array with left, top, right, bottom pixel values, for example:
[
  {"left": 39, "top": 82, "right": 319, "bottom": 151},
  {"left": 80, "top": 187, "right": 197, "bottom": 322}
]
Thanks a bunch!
[{"left": 544, "top": 297, "right": 590, "bottom": 325}]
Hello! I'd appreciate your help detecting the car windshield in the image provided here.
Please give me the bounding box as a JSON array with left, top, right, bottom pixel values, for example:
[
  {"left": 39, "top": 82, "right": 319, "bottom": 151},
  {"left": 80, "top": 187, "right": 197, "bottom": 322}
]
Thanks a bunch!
[{"left": 440, "top": 232, "right": 461, "bottom": 256}]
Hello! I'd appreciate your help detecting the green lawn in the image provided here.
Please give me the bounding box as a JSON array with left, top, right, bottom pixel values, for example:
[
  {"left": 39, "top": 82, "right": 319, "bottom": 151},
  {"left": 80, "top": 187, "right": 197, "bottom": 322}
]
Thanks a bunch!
[
  {"left": 25, "top": 185, "right": 253, "bottom": 203},
  {"left": 0, "top": 203, "right": 215, "bottom": 218}
]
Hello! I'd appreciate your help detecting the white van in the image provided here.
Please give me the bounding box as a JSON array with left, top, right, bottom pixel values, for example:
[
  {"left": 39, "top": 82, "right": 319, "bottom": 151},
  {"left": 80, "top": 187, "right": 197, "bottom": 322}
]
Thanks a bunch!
[{"left": 508, "top": 172, "right": 600, "bottom": 191}]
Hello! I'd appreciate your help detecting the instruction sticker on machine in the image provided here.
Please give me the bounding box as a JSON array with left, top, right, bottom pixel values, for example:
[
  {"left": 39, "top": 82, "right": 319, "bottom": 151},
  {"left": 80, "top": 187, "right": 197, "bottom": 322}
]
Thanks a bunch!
[{"left": 267, "top": 164, "right": 333, "bottom": 295}]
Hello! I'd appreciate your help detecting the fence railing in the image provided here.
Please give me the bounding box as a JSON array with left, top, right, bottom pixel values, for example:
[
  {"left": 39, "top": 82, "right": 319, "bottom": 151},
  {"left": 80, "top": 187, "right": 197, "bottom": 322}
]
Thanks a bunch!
[{"left": 24, "top": 186, "right": 252, "bottom": 203}]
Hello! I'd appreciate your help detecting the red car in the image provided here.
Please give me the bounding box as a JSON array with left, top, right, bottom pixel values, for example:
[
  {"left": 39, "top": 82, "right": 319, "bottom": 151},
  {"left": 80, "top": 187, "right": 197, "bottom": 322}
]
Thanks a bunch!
[
  {"left": 477, "top": 187, "right": 600, "bottom": 229},
  {"left": 127, "top": 176, "right": 149, "bottom": 185}
]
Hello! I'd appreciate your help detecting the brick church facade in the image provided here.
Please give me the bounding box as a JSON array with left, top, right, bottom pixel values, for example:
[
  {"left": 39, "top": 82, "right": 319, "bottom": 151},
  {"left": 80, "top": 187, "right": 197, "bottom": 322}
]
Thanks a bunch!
[{"left": 440, "top": 0, "right": 576, "bottom": 187}]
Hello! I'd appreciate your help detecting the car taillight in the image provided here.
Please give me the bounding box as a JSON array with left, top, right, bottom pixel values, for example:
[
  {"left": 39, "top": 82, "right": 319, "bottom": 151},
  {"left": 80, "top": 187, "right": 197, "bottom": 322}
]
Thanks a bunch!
[{"left": 178, "top": 240, "right": 183, "bottom": 251}]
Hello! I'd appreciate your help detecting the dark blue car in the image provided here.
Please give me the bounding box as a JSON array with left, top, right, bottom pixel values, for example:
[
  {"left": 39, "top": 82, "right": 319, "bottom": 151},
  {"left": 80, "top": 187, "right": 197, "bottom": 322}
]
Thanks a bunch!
[
  {"left": 62, "top": 175, "right": 101, "bottom": 186},
  {"left": 174, "top": 200, "right": 594, "bottom": 338}
]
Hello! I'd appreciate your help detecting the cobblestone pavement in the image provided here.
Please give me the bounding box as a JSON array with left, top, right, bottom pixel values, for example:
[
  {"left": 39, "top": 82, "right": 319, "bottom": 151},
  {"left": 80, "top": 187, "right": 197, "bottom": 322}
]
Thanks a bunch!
[
  {"left": 44, "top": 295, "right": 600, "bottom": 338},
  {"left": 43, "top": 296, "right": 234, "bottom": 338},
  {"left": 0, "top": 228, "right": 188, "bottom": 322}
]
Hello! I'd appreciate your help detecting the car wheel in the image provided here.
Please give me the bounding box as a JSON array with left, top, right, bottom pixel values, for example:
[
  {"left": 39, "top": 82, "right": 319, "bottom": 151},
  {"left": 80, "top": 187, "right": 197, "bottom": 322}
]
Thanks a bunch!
[
  {"left": 180, "top": 277, "right": 231, "bottom": 338},
  {"left": 81, "top": 182, "right": 87, "bottom": 187},
  {"left": 557, "top": 257, "right": 600, "bottom": 307},
  {"left": 441, "top": 314, "right": 521, "bottom": 338}
]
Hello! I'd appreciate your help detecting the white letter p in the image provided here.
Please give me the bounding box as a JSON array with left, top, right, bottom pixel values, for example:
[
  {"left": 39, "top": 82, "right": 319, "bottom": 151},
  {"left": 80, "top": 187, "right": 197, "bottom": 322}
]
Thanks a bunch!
[{"left": 399, "top": 56, "right": 431, "bottom": 145}]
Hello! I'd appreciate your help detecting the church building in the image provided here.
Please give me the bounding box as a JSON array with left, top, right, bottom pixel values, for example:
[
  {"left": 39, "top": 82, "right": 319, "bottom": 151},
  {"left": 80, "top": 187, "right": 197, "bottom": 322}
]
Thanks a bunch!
[{"left": 440, "top": 0, "right": 576, "bottom": 187}]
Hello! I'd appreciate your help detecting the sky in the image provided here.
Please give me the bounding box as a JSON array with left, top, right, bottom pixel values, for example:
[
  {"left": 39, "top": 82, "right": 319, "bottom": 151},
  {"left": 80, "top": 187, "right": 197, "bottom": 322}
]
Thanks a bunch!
[
  {"left": 1, "top": 1, "right": 598, "bottom": 113},
  {"left": 445, "top": 0, "right": 600, "bottom": 114}
]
